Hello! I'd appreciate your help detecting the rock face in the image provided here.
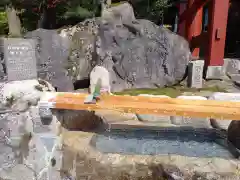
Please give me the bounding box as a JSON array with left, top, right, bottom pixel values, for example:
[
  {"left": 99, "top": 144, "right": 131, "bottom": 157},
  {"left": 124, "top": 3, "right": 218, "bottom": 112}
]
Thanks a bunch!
[
  {"left": 59, "top": 19, "right": 98, "bottom": 84},
  {"left": 25, "top": 29, "right": 74, "bottom": 91},
  {"left": 60, "top": 3, "right": 191, "bottom": 92}
]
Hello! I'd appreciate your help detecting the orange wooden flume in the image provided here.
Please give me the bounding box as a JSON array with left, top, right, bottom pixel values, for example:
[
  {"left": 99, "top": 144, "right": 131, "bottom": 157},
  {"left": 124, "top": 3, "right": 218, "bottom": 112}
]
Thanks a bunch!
[{"left": 39, "top": 92, "right": 240, "bottom": 121}]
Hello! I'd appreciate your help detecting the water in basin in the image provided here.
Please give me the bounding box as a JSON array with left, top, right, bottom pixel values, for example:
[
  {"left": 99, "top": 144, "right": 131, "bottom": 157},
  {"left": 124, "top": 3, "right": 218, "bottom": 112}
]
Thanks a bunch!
[{"left": 93, "top": 127, "right": 237, "bottom": 158}]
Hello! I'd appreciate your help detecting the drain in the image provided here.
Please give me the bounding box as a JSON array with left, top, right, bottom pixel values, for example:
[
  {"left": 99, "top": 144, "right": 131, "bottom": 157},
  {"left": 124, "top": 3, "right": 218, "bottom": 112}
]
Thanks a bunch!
[{"left": 51, "top": 157, "right": 56, "bottom": 167}]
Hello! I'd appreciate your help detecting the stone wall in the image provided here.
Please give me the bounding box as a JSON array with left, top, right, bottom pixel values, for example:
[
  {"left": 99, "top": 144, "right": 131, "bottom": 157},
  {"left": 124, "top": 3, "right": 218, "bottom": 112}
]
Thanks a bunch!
[{"left": 0, "top": 80, "right": 62, "bottom": 180}]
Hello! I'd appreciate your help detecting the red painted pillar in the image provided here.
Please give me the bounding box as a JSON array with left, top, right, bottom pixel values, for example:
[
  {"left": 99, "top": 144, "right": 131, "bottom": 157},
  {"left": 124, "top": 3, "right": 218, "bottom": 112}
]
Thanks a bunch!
[
  {"left": 178, "top": 0, "right": 188, "bottom": 37},
  {"left": 186, "top": 0, "right": 203, "bottom": 59},
  {"left": 206, "top": 0, "right": 230, "bottom": 66}
]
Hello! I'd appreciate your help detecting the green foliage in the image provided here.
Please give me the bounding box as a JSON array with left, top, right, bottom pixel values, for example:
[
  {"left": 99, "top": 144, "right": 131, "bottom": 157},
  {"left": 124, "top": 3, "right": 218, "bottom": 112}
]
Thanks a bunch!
[
  {"left": 0, "top": 0, "right": 173, "bottom": 35},
  {"left": 0, "top": 0, "right": 10, "bottom": 7},
  {"left": 130, "top": 0, "right": 172, "bottom": 24},
  {"left": 63, "top": 6, "right": 93, "bottom": 20},
  {"left": 19, "top": 8, "right": 40, "bottom": 31},
  {"left": 55, "top": 0, "right": 100, "bottom": 27},
  {"left": 114, "top": 85, "right": 227, "bottom": 97},
  {"left": 151, "top": 0, "right": 171, "bottom": 18},
  {"left": 0, "top": 11, "right": 8, "bottom": 35},
  {"left": 111, "top": 1, "right": 127, "bottom": 7}
]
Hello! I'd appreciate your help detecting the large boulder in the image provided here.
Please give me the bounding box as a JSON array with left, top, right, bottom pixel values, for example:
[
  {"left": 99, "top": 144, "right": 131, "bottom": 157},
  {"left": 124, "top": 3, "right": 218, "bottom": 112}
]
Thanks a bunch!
[
  {"left": 60, "top": 3, "right": 191, "bottom": 92},
  {"left": 97, "top": 20, "right": 190, "bottom": 92}
]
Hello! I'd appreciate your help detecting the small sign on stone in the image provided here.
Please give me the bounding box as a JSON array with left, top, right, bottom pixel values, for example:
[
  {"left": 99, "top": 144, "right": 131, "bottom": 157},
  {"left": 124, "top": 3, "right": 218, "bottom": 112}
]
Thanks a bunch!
[
  {"left": 3, "top": 38, "right": 37, "bottom": 81},
  {"left": 187, "top": 60, "right": 204, "bottom": 88}
]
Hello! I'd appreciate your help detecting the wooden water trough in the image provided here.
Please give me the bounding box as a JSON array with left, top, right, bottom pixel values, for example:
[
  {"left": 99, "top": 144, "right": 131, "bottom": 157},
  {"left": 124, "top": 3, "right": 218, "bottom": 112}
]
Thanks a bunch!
[{"left": 39, "top": 92, "right": 240, "bottom": 121}]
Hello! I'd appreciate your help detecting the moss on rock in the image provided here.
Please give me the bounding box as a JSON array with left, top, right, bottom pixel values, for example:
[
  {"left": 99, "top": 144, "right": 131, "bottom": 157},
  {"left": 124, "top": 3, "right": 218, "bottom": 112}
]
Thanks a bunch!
[{"left": 114, "top": 85, "right": 227, "bottom": 97}]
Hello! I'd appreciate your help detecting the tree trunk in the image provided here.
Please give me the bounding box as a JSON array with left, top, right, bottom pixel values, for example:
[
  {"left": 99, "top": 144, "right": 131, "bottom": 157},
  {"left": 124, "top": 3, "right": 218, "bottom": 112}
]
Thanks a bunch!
[
  {"left": 38, "top": 4, "right": 56, "bottom": 29},
  {"left": 101, "top": 0, "right": 106, "bottom": 17},
  {"left": 101, "top": 0, "right": 112, "bottom": 16},
  {"left": 6, "top": 6, "right": 21, "bottom": 37},
  {"left": 107, "top": 0, "right": 112, "bottom": 7}
]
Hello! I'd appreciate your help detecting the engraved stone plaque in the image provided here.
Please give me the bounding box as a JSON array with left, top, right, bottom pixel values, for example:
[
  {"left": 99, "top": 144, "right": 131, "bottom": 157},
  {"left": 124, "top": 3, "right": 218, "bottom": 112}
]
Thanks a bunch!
[
  {"left": 3, "top": 38, "right": 37, "bottom": 81},
  {"left": 187, "top": 60, "right": 204, "bottom": 88}
]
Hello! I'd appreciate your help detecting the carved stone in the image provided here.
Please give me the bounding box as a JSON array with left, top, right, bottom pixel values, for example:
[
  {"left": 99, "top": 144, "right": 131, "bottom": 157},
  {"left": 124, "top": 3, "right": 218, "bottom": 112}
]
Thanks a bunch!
[
  {"left": 3, "top": 38, "right": 37, "bottom": 81},
  {"left": 187, "top": 60, "right": 204, "bottom": 88}
]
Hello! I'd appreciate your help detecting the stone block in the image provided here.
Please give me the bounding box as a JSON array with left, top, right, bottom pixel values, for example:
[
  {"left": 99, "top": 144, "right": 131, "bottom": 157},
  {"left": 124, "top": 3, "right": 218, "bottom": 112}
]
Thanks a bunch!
[
  {"left": 95, "top": 109, "right": 138, "bottom": 124},
  {"left": 228, "top": 74, "right": 240, "bottom": 88},
  {"left": 30, "top": 106, "right": 58, "bottom": 134},
  {"left": 187, "top": 60, "right": 204, "bottom": 88},
  {"left": 0, "top": 109, "right": 62, "bottom": 180},
  {"left": 39, "top": 107, "right": 54, "bottom": 125},
  {"left": 205, "top": 66, "right": 225, "bottom": 80},
  {"left": 0, "top": 79, "right": 62, "bottom": 180},
  {"left": 209, "top": 92, "right": 240, "bottom": 130},
  {"left": 136, "top": 95, "right": 171, "bottom": 124},
  {"left": 171, "top": 96, "right": 211, "bottom": 128},
  {"left": 223, "top": 58, "right": 240, "bottom": 75},
  {"left": 3, "top": 38, "right": 37, "bottom": 81}
]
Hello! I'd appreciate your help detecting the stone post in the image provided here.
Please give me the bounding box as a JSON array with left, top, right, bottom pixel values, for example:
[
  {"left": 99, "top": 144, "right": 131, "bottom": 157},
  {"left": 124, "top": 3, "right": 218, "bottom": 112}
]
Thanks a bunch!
[{"left": 187, "top": 60, "right": 204, "bottom": 88}]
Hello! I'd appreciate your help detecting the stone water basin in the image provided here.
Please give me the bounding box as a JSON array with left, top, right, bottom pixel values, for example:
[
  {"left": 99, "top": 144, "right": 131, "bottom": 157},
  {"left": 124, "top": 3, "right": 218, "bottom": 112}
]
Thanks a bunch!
[
  {"left": 62, "top": 126, "right": 240, "bottom": 179},
  {"left": 92, "top": 127, "right": 236, "bottom": 158}
]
